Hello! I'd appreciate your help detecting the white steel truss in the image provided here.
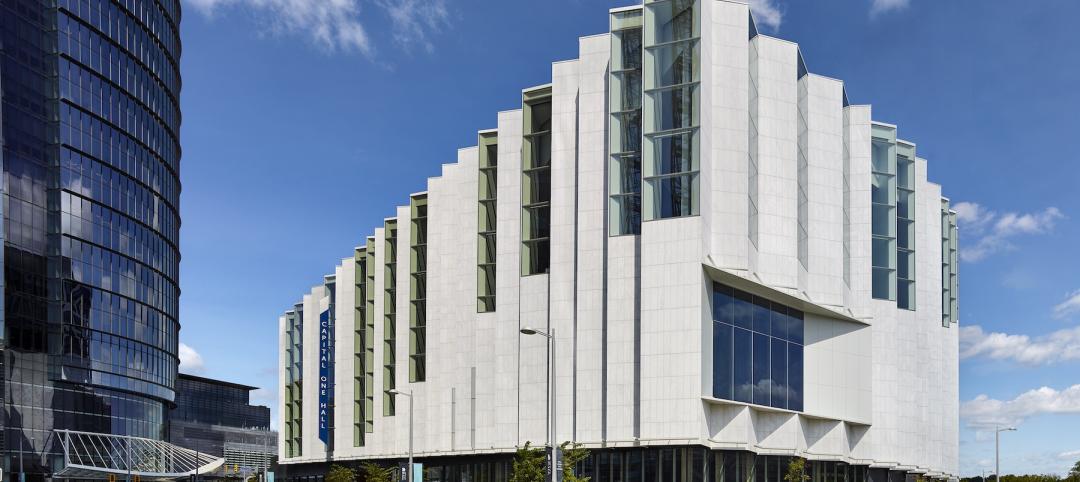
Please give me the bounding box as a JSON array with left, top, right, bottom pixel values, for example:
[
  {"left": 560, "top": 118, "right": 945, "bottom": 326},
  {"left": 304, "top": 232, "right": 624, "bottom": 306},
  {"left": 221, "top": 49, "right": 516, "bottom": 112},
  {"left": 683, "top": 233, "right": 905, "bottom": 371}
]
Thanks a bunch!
[{"left": 54, "top": 430, "right": 225, "bottom": 480}]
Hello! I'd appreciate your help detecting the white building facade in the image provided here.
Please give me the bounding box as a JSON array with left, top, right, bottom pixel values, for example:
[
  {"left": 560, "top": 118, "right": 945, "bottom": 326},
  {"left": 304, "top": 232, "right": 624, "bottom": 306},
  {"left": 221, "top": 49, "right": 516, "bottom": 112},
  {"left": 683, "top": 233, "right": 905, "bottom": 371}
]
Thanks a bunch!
[{"left": 277, "top": 1, "right": 960, "bottom": 481}]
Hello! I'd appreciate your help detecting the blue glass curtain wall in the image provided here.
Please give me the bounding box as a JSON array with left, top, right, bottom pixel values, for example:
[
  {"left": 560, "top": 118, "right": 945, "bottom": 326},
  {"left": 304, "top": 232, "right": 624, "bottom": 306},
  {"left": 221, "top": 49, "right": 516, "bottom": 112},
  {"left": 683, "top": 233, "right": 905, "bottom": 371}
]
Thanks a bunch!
[{"left": 712, "top": 282, "right": 804, "bottom": 411}]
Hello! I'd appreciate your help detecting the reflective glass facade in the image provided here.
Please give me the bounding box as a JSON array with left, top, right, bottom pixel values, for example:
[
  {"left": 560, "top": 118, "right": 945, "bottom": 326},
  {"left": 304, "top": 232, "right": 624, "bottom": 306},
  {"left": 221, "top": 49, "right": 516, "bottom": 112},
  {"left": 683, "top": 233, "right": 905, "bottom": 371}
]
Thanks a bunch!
[
  {"left": 0, "top": 0, "right": 181, "bottom": 476},
  {"left": 171, "top": 374, "right": 270, "bottom": 430},
  {"left": 712, "top": 283, "right": 804, "bottom": 411}
]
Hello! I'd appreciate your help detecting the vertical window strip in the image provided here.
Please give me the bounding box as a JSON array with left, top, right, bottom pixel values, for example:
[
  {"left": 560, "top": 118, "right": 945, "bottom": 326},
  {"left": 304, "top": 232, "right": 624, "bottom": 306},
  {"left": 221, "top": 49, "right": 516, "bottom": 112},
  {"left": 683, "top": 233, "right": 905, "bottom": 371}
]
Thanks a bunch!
[
  {"left": 895, "top": 143, "right": 915, "bottom": 310},
  {"left": 478, "top": 132, "right": 498, "bottom": 311},
  {"left": 642, "top": 0, "right": 700, "bottom": 221},
  {"left": 522, "top": 87, "right": 552, "bottom": 275},
  {"left": 353, "top": 248, "right": 367, "bottom": 446},
  {"left": 948, "top": 212, "right": 958, "bottom": 324},
  {"left": 287, "top": 307, "right": 303, "bottom": 457},
  {"left": 383, "top": 221, "right": 398, "bottom": 416},
  {"left": 410, "top": 196, "right": 428, "bottom": 382},
  {"left": 940, "top": 200, "right": 951, "bottom": 327},
  {"left": 363, "top": 239, "right": 376, "bottom": 431},
  {"left": 870, "top": 125, "right": 897, "bottom": 301},
  {"left": 609, "top": 10, "right": 643, "bottom": 235}
]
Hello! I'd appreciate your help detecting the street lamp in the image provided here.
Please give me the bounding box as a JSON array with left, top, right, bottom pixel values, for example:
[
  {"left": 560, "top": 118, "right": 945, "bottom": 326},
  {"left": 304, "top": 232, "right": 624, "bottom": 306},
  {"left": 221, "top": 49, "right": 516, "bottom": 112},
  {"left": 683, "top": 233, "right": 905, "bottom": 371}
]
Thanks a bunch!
[
  {"left": 390, "top": 388, "right": 414, "bottom": 482},
  {"left": 520, "top": 327, "right": 556, "bottom": 482},
  {"left": 995, "top": 426, "right": 1017, "bottom": 482}
]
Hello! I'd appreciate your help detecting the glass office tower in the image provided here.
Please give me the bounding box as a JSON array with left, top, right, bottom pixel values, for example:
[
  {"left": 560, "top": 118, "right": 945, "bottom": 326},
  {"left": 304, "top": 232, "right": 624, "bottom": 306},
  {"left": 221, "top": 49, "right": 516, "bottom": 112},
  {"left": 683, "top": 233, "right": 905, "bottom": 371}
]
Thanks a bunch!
[{"left": 0, "top": 0, "right": 181, "bottom": 477}]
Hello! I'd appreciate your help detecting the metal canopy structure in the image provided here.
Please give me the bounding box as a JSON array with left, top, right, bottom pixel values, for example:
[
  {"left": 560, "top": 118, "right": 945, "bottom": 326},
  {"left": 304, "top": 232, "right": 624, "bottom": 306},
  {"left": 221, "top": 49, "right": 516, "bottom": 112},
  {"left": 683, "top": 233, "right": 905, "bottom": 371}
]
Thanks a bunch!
[{"left": 54, "top": 430, "right": 225, "bottom": 480}]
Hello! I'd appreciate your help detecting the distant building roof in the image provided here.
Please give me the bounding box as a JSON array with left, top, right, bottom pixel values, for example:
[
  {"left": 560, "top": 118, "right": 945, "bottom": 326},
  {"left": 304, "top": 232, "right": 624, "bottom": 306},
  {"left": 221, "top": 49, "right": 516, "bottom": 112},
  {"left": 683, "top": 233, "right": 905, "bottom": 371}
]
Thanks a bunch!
[{"left": 178, "top": 373, "right": 259, "bottom": 391}]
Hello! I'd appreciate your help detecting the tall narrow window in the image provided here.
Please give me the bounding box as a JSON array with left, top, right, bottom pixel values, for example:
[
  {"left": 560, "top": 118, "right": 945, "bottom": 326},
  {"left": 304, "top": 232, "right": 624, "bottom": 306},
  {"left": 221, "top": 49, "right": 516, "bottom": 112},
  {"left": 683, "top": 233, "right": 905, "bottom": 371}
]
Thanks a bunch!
[
  {"left": 870, "top": 125, "right": 897, "bottom": 301},
  {"left": 941, "top": 201, "right": 958, "bottom": 326},
  {"left": 609, "top": 8, "right": 643, "bottom": 235},
  {"left": 410, "top": 196, "right": 428, "bottom": 382},
  {"left": 643, "top": 0, "right": 700, "bottom": 220},
  {"left": 285, "top": 306, "right": 303, "bottom": 457},
  {"left": 896, "top": 143, "right": 916, "bottom": 310},
  {"left": 363, "top": 238, "right": 376, "bottom": 430},
  {"left": 383, "top": 220, "right": 398, "bottom": 416},
  {"left": 522, "top": 87, "right": 552, "bottom": 275},
  {"left": 478, "top": 131, "right": 498, "bottom": 310},
  {"left": 353, "top": 247, "right": 367, "bottom": 446}
]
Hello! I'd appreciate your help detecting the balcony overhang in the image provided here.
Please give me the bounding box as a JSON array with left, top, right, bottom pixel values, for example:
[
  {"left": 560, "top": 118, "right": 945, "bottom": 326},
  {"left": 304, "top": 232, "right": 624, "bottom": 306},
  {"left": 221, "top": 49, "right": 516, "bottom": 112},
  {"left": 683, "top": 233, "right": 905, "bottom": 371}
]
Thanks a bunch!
[{"left": 702, "top": 260, "right": 871, "bottom": 326}]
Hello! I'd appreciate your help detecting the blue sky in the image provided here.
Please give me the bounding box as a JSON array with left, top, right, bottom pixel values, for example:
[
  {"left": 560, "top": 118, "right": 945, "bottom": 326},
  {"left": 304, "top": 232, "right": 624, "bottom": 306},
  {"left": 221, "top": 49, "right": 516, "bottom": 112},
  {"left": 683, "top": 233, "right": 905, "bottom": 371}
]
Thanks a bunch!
[{"left": 176, "top": 0, "right": 1080, "bottom": 475}]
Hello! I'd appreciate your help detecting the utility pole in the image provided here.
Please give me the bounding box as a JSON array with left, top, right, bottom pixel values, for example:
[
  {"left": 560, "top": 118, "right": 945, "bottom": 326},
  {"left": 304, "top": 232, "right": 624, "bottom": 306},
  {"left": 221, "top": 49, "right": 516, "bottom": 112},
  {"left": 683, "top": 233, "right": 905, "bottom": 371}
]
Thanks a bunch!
[{"left": 995, "top": 426, "right": 1017, "bottom": 482}]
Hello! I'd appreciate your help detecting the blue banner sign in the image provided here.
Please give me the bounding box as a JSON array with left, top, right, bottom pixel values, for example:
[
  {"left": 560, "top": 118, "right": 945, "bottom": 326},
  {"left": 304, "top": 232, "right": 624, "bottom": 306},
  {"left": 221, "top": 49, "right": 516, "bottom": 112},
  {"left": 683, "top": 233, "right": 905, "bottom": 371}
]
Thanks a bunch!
[{"left": 318, "top": 308, "right": 331, "bottom": 444}]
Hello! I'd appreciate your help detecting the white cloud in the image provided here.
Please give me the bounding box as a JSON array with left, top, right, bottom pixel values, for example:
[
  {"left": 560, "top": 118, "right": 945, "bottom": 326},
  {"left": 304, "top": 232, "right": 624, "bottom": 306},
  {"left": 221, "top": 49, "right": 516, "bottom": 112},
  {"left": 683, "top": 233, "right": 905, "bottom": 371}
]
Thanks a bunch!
[
  {"left": 748, "top": 0, "right": 783, "bottom": 32},
  {"left": 183, "top": 0, "right": 451, "bottom": 55},
  {"left": 870, "top": 0, "right": 910, "bottom": 16},
  {"left": 178, "top": 342, "right": 206, "bottom": 374},
  {"left": 953, "top": 201, "right": 995, "bottom": 232},
  {"left": 960, "top": 325, "right": 1080, "bottom": 365},
  {"left": 950, "top": 202, "right": 1064, "bottom": 262},
  {"left": 1059, "top": 449, "right": 1080, "bottom": 461},
  {"left": 1053, "top": 290, "right": 1080, "bottom": 320},
  {"left": 961, "top": 384, "right": 1080, "bottom": 429},
  {"left": 373, "top": 0, "right": 449, "bottom": 54}
]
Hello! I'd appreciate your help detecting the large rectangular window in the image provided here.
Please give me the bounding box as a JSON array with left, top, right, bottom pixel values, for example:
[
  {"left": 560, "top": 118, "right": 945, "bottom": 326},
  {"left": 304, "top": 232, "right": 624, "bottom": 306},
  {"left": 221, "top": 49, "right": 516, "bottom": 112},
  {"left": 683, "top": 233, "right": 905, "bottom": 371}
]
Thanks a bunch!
[
  {"left": 522, "top": 87, "right": 552, "bottom": 275},
  {"left": 712, "top": 282, "right": 804, "bottom": 411},
  {"left": 410, "top": 196, "right": 427, "bottom": 382},
  {"left": 478, "top": 131, "right": 498, "bottom": 311},
  {"left": 383, "top": 220, "right": 398, "bottom": 416},
  {"left": 609, "top": 9, "right": 643, "bottom": 235},
  {"left": 642, "top": 0, "right": 700, "bottom": 221}
]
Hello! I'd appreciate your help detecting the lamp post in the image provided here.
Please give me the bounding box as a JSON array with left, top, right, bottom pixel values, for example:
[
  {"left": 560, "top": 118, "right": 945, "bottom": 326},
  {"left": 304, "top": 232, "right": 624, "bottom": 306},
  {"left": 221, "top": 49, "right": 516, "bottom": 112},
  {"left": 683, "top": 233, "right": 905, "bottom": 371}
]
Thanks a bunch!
[
  {"left": 520, "top": 327, "right": 556, "bottom": 482},
  {"left": 389, "top": 388, "right": 414, "bottom": 482},
  {"left": 995, "top": 426, "right": 1016, "bottom": 482}
]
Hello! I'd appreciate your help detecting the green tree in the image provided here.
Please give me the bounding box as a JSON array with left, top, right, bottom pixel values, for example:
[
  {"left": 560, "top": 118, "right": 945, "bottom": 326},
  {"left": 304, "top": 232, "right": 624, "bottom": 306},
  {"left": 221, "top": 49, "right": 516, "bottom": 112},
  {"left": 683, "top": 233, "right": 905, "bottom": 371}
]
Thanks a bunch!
[
  {"left": 559, "top": 441, "right": 591, "bottom": 482},
  {"left": 327, "top": 464, "right": 357, "bottom": 482},
  {"left": 783, "top": 458, "right": 809, "bottom": 482},
  {"left": 510, "top": 442, "right": 547, "bottom": 482},
  {"left": 359, "top": 462, "right": 395, "bottom": 482},
  {"left": 1067, "top": 460, "right": 1080, "bottom": 482}
]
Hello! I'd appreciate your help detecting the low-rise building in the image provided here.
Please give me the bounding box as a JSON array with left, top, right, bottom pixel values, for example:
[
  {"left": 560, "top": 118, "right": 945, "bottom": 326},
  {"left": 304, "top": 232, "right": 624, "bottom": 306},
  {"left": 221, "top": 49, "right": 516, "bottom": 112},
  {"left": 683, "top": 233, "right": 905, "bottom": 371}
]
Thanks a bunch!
[{"left": 171, "top": 374, "right": 277, "bottom": 478}]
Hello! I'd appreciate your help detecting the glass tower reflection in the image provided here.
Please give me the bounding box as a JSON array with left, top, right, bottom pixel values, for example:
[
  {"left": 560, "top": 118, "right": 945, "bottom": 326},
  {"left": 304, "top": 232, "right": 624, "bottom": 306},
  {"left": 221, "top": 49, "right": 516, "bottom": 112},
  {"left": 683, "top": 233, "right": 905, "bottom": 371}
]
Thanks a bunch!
[{"left": 0, "top": 0, "right": 181, "bottom": 477}]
